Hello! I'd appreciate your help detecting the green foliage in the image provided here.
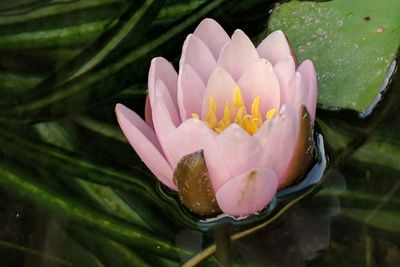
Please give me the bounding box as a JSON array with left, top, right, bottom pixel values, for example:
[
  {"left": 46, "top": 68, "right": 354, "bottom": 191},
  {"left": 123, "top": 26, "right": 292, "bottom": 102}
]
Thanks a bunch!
[{"left": 269, "top": 0, "right": 400, "bottom": 113}]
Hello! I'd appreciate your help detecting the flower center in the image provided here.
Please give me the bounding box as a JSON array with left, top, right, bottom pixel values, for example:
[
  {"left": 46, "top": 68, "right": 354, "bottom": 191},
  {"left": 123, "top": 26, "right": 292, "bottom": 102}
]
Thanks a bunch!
[{"left": 192, "top": 86, "right": 277, "bottom": 135}]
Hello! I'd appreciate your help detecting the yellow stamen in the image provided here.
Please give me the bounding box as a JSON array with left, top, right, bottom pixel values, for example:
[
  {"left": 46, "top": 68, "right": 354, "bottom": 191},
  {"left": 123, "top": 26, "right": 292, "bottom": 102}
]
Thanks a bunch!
[
  {"left": 235, "top": 106, "right": 246, "bottom": 125},
  {"left": 205, "top": 96, "right": 217, "bottom": 128},
  {"left": 266, "top": 108, "right": 277, "bottom": 120},
  {"left": 243, "top": 115, "right": 259, "bottom": 134},
  {"left": 209, "top": 96, "right": 216, "bottom": 112},
  {"left": 198, "top": 85, "right": 278, "bottom": 135},
  {"left": 232, "top": 86, "right": 244, "bottom": 109}
]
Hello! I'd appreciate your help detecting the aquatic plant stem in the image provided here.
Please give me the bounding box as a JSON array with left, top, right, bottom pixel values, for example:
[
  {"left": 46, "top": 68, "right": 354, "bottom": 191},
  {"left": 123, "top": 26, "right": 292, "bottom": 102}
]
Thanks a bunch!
[{"left": 215, "top": 224, "right": 231, "bottom": 267}]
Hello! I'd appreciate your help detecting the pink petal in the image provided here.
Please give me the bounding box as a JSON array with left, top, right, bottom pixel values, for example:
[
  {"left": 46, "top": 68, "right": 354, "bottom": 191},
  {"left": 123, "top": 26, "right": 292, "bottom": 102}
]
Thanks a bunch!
[
  {"left": 257, "top": 31, "right": 292, "bottom": 66},
  {"left": 297, "top": 59, "right": 317, "bottom": 122},
  {"left": 254, "top": 105, "right": 298, "bottom": 184},
  {"left": 115, "top": 104, "right": 176, "bottom": 190},
  {"left": 290, "top": 73, "right": 308, "bottom": 115},
  {"left": 144, "top": 95, "right": 154, "bottom": 129},
  {"left": 216, "top": 124, "right": 262, "bottom": 178},
  {"left": 237, "top": 58, "right": 280, "bottom": 115},
  {"left": 180, "top": 34, "right": 217, "bottom": 83},
  {"left": 274, "top": 55, "right": 296, "bottom": 105},
  {"left": 151, "top": 80, "right": 180, "bottom": 161},
  {"left": 177, "top": 64, "right": 206, "bottom": 120},
  {"left": 148, "top": 57, "right": 178, "bottom": 106},
  {"left": 193, "top": 18, "right": 230, "bottom": 59},
  {"left": 215, "top": 168, "right": 278, "bottom": 216},
  {"left": 217, "top": 30, "right": 259, "bottom": 80},
  {"left": 201, "top": 67, "right": 236, "bottom": 119},
  {"left": 163, "top": 118, "right": 230, "bottom": 192}
]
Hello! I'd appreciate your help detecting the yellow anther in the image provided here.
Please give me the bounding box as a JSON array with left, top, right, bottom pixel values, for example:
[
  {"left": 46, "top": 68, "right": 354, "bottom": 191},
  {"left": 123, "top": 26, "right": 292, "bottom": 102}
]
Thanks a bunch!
[
  {"left": 251, "top": 96, "right": 261, "bottom": 119},
  {"left": 232, "top": 86, "right": 245, "bottom": 108},
  {"left": 235, "top": 106, "right": 246, "bottom": 124},
  {"left": 223, "top": 102, "right": 231, "bottom": 120},
  {"left": 265, "top": 108, "right": 277, "bottom": 120},
  {"left": 209, "top": 96, "right": 217, "bottom": 112},
  {"left": 243, "top": 116, "right": 258, "bottom": 134},
  {"left": 206, "top": 110, "right": 217, "bottom": 128},
  {"left": 198, "top": 85, "right": 277, "bottom": 135}
]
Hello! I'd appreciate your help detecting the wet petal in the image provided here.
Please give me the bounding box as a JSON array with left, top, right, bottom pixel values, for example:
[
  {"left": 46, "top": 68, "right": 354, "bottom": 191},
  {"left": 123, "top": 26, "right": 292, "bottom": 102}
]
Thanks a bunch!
[
  {"left": 257, "top": 31, "right": 292, "bottom": 66},
  {"left": 217, "top": 30, "right": 259, "bottom": 80},
  {"left": 238, "top": 58, "right": 280, "bottom": 114},
  {"left": 193, "top": 18, "right": 230, "bottom": 59},
  {"left": 297, "top": 60, "right": 317, "bottom": 122},
  {"left": 148, "top": 57, "right": 178, "bottom": 106},
  {"left": 177, "top": 64, "right": 206, "bottom": 120},
  {"left": 180, "top": 34, "right": 217, "bottom": 83},
  {"left": 216, "top": 168, "right": 278, "bottom": 216},
  {"left": 201, "top": 67, "right": 236, "bottom": 119},
  {"left": 115, "top": 104, "right": 176, "bottom": 190}
]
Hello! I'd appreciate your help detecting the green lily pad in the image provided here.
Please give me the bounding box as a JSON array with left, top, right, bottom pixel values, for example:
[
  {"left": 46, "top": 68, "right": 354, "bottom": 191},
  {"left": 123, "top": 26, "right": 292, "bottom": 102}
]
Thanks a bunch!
[{"left": 268, "top": 0, "right": 400, "bottom": 113}]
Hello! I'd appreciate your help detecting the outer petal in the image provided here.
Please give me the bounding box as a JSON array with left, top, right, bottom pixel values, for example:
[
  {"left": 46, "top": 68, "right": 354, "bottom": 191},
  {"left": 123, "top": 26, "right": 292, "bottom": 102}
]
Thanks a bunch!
[
  {"left": 201, "top": 67, "right": 236, "bottom": 119},
  {"left": 152, "top": 80, "right": 180, "bottom": 161},
  {"left": 297, "top": 59, "right": 317, "bottom": 122},
  {"left": 180, "top": 34, "right": 217, "bottom": 83},
  {"left": 217, "top": 30, "right": 259, "bottom": 80},
  {"left": 290, "top": 73, "right": 308, "bottom": 116},
  {"left": 257, "top": 31, "right": 292, "bottom": 66},
  {"left": 279, "top": 106, "right": 313, "bottom": 188},
  {"left": 193, "top": 18, "right": 230, "bottom": 59},
  {"left": 144, "top": 95, "right": 153, "bottom": 129},
  {"left": 216, "top": 168, "right": 278, "bottom": 216},
  {"left": 177, "top": 64, "right": 206, "bottom": 120},
  {"left": 216, "top": 124, "right": 262, "bottom": 178},
  {"left": 274, "top": 55, "right": 296, "bottom": 105},
  {"left": 163, "top": 118, "right": 230, "bottom": 193},
  {"left": 148, "top": 57, "right": 178, "bottom": 106},
  {"left": 115, "top": 104, "right": 176, "bottom": 190},
  {"left": 237, "top": 58, "right": 280, "bottom": 115},
  {"left": 254, "top": 105, "right": 298, "bottom": 184}
]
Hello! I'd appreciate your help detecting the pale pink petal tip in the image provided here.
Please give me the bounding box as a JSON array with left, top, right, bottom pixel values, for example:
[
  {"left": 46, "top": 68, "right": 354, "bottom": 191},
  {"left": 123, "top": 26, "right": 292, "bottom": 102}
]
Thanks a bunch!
[
  {"left": 115, "top": 104, "right": 177, "bottom": 190},
  {"left": 217, "top": 29, "right": 259, "bottom": 80},
  {"left": 193, "top": 18, "right": 230, "bottom": 59},
  {"left": 180, "top": 34, "right": 217, "bottom": 83},
  {"left": 215, "top": 168, "right": 278, "bottom": 216},
  {"left": 257, "top": 30, "right": 292, "bottom": 66},
  {"left": 148, "top": 57, "right": 178, "bottom": 105},
  {"left": 297, "top": 59, "right": 317, "bottom": 122}
]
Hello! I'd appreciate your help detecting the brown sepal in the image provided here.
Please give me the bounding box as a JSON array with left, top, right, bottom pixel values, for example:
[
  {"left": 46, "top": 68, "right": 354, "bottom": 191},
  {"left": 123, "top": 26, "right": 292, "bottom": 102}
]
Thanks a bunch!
[{"left": 173, "top": 150, "right": 221, "bottom": 217}]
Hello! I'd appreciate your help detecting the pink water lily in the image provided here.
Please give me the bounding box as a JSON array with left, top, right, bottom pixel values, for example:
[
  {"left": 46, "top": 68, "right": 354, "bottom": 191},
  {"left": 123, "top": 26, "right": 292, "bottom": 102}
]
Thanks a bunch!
[{"left": 116, "top": 18, "right": 317, "bottom": 217}]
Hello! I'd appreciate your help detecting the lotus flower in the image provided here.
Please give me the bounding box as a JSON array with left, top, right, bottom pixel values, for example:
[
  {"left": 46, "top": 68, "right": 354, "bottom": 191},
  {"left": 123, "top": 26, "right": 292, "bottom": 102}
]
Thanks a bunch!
[{"left": 116, "top": 18, "right": 317, "bottom": 217}]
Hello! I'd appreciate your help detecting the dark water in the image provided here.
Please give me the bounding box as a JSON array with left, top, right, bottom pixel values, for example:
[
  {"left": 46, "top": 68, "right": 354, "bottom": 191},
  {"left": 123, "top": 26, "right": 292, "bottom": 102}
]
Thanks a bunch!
[{"left": 0, "top": 0, "right": 399, "bottom": 266}]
